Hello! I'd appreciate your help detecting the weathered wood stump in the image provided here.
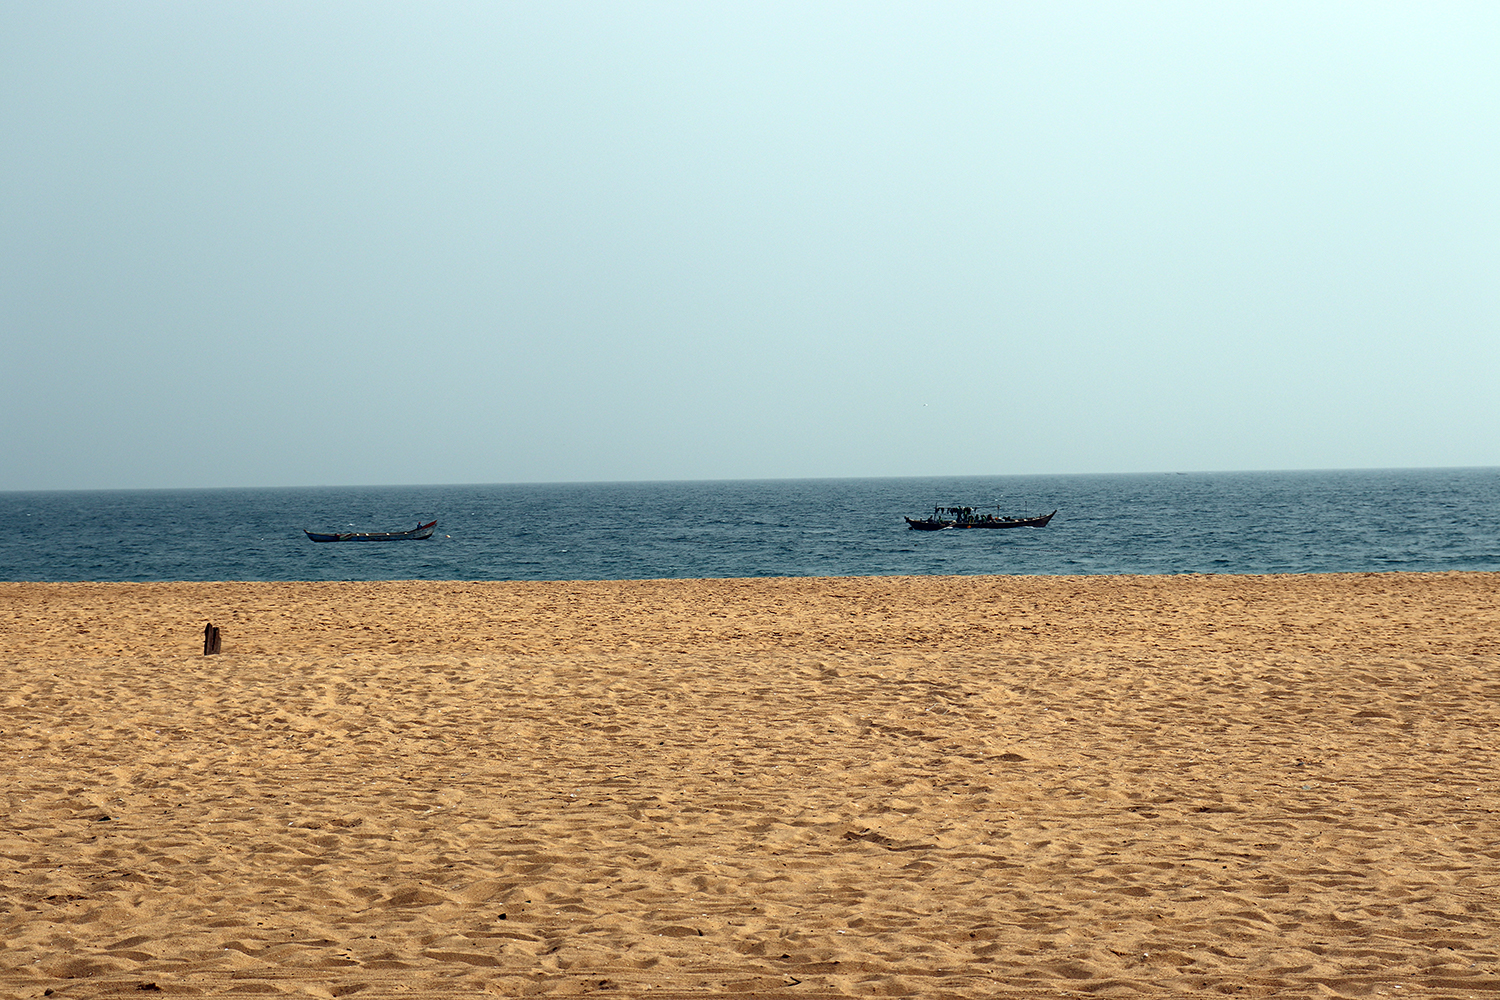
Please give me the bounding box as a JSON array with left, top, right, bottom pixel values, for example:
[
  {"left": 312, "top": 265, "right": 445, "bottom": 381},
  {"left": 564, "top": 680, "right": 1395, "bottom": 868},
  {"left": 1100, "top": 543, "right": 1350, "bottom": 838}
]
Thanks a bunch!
[{"left": 203, "top": 623, "right": 221, "bottom": 655}]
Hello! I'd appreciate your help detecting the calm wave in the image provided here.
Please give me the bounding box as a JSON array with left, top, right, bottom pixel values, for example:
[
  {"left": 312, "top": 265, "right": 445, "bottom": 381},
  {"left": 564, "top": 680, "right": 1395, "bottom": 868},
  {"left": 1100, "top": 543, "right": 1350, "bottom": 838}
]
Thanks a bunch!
[{"left": 1, "top": 468, "right": 1496, "bottom": 582}]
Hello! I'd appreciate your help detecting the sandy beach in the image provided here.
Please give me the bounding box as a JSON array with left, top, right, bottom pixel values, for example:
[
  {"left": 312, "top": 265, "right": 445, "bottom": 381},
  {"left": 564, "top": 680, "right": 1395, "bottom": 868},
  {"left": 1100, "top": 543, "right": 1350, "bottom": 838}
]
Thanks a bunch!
[{"left": 3, "top": 572, "right": 1498, "bottom": 998}]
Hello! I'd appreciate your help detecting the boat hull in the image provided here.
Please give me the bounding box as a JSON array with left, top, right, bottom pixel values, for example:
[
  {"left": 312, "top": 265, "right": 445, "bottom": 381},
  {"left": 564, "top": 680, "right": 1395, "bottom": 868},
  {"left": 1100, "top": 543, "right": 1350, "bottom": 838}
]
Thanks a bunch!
[
  {"left": 952, "top": 510, "right": 1056, "bottom": 529},
  {"left": 304, "top": 520, "right": 438, "bottom": 542},
  {"left": 905, "top": 510, "right": 1056, "bottom": 530}
]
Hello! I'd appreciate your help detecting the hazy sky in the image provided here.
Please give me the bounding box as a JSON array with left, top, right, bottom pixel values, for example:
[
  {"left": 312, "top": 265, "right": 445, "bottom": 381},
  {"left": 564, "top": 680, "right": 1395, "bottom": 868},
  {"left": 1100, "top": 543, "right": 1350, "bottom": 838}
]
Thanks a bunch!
[{"left": 3, "top": 2, "right": 1497, "bottom": 491}]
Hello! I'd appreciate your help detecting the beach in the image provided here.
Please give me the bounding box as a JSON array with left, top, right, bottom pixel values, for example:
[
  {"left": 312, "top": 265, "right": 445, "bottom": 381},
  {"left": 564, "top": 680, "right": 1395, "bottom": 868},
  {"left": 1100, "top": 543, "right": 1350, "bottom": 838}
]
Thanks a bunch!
[{"left": 3, "top": 573, "right": 1498, "bottom": 998}]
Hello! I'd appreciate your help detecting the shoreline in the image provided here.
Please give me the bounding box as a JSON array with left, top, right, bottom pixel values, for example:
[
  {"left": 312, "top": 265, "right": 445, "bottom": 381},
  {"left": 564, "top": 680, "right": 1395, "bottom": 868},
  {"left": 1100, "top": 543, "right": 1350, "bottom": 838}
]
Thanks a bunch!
[{"left": 4, "top": 572, "right": 1498, "bottom": 997}]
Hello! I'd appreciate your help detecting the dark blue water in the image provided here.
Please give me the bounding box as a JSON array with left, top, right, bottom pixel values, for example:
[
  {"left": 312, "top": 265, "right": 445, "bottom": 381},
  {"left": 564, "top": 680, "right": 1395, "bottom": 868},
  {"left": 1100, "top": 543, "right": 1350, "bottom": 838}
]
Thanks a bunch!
[{"left": 1, "top": 469, "right": 1495, "bottom": 582}]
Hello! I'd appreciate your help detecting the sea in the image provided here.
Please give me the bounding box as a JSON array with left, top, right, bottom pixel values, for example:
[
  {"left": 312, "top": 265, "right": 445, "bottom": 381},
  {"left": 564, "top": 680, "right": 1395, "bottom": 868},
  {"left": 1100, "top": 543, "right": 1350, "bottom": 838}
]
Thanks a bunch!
[{"left": 1, "top": 468, "right": 1496, "bottom": 583}]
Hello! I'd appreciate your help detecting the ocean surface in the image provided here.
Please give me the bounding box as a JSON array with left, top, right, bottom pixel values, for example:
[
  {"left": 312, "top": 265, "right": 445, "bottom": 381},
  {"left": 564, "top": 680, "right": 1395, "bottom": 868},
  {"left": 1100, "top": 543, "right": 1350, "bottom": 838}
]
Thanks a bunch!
[{"left": 1, "top": 468, "right": 1496, "bottom": 582}]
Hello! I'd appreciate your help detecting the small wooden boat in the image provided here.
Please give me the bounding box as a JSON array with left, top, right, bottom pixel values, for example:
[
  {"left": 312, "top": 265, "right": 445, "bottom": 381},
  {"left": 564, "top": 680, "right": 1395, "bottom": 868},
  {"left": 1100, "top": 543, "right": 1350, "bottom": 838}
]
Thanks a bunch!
[
  {"left": 304, "top": 520, "right": 438, "bottom": 542},
  {"left": 905, "top": 507, "right": 1056, "bottom": 530}
]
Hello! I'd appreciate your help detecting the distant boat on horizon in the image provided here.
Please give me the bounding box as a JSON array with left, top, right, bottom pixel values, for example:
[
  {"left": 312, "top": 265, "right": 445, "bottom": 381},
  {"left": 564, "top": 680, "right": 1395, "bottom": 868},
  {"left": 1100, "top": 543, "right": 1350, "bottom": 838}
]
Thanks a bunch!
[
  {"left": 904, "top": 506, "right": 1056, "bottom": 531},
  {"left": 304, "top": 520, "right": 438, "bottom": 542}
]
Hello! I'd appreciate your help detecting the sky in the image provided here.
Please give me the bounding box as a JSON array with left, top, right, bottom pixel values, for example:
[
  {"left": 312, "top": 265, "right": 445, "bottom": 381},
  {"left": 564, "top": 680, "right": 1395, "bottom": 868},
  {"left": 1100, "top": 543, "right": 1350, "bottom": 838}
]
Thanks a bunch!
[{"left": 3, "top": 2, "right": 1497, "bottom": 491}]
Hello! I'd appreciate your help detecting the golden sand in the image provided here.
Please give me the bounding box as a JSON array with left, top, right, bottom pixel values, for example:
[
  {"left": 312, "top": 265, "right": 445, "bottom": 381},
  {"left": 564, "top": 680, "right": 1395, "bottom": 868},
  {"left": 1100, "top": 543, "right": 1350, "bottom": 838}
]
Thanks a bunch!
[{"left": 3, "top": 573, "right": 1498, "bottom": 998}]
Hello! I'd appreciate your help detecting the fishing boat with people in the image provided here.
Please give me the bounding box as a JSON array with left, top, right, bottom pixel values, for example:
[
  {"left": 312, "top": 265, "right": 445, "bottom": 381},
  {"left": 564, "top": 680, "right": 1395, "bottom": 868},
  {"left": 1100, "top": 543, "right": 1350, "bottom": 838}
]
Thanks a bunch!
[
  {"left": 303, "top": 520, "right": 438, "bottom": 542},
  {"left": 904, "top": 506, "right": 1056, "bottom": 530}
]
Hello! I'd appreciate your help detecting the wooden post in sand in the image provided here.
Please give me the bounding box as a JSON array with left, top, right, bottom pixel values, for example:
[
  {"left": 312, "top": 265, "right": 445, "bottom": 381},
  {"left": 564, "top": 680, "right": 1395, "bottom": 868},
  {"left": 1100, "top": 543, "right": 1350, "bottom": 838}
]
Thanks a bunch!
[{"left": 203, "top": 623, "right": 221, "bottom": 655}]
